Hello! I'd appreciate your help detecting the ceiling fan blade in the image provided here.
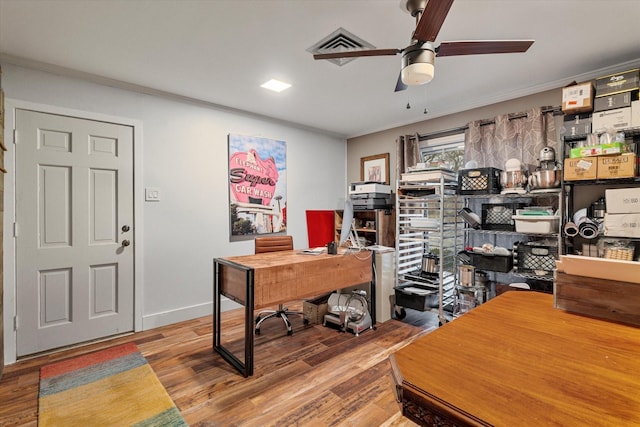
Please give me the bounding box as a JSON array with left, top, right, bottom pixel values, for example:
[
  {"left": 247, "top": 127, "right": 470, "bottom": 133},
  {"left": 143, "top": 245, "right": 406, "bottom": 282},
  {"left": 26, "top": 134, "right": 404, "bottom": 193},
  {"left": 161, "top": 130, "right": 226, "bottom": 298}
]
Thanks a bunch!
[
  {"left": 313, "top": 48, "right": 401, "bottom": 60},
  {"left": 436, "top": 40, "right": 534, "bottom": 57},
  {"left": 394, "top": 72, "right": 408, "bottom": 92},
  {"left": 413, "top": 0, "right": 454, "bottom": 42}
]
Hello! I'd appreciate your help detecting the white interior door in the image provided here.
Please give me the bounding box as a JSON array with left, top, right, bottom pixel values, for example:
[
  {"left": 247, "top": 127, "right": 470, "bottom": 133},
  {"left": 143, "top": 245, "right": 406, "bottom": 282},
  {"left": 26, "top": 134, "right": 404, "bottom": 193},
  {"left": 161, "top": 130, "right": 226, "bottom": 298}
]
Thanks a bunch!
[{"left": 15, "top": 109, "right": 134, "bottom": 356}]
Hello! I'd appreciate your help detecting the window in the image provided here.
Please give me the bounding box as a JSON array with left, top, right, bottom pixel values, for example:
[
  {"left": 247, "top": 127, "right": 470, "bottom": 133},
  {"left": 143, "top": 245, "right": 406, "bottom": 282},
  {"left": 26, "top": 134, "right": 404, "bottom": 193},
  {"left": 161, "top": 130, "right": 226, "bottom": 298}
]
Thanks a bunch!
[{"left": 420, "top": 132, "right": 465, "bottom": 172}]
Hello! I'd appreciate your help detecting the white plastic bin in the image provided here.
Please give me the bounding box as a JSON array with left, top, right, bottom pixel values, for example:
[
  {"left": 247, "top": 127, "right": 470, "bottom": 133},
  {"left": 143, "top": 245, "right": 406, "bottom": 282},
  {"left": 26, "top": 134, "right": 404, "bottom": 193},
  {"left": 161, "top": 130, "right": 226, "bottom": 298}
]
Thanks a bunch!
[{"left": 512, "top": 215, "right": 560, "bottom": 234}]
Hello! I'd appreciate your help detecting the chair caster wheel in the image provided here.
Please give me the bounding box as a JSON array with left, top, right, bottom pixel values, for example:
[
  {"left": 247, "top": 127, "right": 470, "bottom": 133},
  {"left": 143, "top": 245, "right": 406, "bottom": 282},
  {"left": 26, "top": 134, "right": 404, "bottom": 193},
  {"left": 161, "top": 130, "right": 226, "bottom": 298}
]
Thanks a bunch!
[
  {"left": 287, "top": 330, "right": 293, "bottom": 336},
  {"left": 303, "top": 319, "right": 309, "bottom": 325},
  {"left": 255, "top": 329, "right": 261, "bottom": 335}
]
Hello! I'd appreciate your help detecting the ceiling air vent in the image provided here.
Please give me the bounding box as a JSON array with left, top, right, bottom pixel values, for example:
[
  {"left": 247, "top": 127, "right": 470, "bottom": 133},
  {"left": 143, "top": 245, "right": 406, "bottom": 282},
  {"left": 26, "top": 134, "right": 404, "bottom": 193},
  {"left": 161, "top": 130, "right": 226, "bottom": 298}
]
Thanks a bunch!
[{"left": 307, "top": 27, "right": 376, "bottom": 66}]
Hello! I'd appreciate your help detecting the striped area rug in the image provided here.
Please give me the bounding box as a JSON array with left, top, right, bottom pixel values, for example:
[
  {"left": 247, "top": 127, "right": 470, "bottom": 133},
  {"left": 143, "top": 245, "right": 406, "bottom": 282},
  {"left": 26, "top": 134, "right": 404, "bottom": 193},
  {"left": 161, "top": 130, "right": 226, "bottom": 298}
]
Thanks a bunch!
[{"left": 38, "top": 342, "right": 187, "bottom": 427}]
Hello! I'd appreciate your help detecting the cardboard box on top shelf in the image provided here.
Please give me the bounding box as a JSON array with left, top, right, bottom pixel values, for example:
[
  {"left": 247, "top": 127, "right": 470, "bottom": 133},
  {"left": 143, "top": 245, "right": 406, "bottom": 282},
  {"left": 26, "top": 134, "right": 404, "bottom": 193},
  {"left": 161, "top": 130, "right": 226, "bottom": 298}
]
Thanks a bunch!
[
  {"left": 595, "top": 68, "right": 640, "bottom": 97},
  {"left": 605, "top": 187, "right": 640, "bottom": 214},
  {"left": 562, "top": 82, "right": 594, "bottom": 114},
  {"left": 592, "top": 107, "right": 632, "bottom": 133},
  {"left": 561, "top": 112, "right": 591, "bottom": 136},
  {"left": 597, "top": 153, "right": 637, "bottom": 179},
  {"left": 563, "top": 157, "right": 597, "bottom": 181},
  {"left": 594, "top": 90, "right": 639, "bottom": 112}
]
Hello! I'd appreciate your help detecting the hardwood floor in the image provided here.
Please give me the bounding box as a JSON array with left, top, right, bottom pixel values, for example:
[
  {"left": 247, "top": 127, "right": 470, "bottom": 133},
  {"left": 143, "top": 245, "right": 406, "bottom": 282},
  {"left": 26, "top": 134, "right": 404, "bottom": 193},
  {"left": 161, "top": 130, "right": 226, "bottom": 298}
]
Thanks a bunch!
[{"left": 0, "top": 303, "right": 435, "bottom": 426}]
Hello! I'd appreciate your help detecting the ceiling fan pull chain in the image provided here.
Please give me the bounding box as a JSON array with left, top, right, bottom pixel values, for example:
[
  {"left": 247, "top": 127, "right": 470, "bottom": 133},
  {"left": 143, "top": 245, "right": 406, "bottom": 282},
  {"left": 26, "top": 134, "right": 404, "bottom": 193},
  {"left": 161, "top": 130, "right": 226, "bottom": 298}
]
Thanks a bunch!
[{"left": 423, "top": 85, "right": 428, "bottom": 114}]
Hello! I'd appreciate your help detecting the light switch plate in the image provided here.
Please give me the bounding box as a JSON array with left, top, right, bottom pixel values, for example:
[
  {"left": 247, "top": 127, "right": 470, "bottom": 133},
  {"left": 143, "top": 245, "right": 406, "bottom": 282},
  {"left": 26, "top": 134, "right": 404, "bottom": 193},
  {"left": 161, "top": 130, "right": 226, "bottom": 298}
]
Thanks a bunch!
[{"left": 145, "top": 187, "right": 161, "bottom": 201}]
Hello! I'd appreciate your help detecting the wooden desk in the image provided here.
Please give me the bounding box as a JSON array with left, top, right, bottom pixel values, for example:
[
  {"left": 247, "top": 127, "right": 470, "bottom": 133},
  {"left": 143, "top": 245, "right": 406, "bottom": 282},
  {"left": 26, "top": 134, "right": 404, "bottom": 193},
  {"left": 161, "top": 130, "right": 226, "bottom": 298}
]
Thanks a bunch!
[
  {"left": 213, "top": 249, "right": 374, "bottom": 376},
  {"left": 390, "top": 291, "right": 640, "bottom": 426}
]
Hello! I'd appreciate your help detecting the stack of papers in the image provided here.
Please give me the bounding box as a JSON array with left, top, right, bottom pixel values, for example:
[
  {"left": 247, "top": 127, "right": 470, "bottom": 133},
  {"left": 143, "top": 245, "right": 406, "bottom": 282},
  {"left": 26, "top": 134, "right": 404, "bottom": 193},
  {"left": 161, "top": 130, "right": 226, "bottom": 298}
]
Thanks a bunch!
[{"left": 301, "top": 247, "right": 325, "bottom": 255}]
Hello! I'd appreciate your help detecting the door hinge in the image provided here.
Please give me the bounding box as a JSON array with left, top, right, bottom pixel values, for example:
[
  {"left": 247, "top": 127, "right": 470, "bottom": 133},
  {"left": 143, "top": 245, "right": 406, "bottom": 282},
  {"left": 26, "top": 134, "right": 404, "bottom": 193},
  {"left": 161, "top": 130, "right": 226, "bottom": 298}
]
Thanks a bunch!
[
  {"left": 13, "top": 222, "right": 18, "bottom": 237},
  {"left": 14, "top": 316, "right": 19, "bottom": 331},
  {"left": 13, "top": 129, "right": 18, "bottom": 144}
]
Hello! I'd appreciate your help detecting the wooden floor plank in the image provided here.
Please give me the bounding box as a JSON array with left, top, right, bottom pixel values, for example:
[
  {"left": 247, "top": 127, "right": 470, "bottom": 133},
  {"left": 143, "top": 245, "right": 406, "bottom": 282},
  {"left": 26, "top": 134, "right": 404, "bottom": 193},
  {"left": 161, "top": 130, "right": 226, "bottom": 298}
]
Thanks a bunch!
[{"left": 0, "top": 302, "right": 431, "bottom": 426}]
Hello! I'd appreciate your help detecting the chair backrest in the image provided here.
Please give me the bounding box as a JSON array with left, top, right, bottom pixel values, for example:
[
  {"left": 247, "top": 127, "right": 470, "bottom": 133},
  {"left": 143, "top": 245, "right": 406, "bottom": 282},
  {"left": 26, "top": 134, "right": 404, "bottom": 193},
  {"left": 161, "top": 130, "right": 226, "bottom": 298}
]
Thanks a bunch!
[{"left": 254, "top": 235, "right": 294, "bottom": 254}]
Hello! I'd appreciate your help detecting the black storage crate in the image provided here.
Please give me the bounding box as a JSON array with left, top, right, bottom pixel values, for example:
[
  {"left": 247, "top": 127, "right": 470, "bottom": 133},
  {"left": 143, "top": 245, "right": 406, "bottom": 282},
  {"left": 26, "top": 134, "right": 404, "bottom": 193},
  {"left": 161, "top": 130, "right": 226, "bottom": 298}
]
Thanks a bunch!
[
  {"left": 394, "top": 284, "right": 439, "bottom": 311},
  {"left": 458, "top": 167, "right": 502, "bottom": 195},
  {"left": 464, "top": 251, "right": 513, "bottom": 273},
  {"left": 481, "top": 203, "right": 527, "bottom": 231},
  {"left": 513, "top": 242, "right": 558, "bottom": 276}
]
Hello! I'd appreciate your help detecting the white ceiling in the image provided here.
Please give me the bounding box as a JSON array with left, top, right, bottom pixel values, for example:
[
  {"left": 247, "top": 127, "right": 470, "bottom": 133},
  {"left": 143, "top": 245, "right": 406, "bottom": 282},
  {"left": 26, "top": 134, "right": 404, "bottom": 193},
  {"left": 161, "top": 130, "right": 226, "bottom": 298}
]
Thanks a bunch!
[{"left": 1, "top": 0, "right": 640, "bottom": 139}]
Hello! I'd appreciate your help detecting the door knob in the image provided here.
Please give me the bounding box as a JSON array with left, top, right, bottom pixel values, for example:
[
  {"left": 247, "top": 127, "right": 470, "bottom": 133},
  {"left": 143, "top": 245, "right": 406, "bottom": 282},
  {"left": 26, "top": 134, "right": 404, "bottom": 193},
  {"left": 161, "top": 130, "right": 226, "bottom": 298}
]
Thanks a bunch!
[
  {"left": 122, "top": 225, "right": 130, "bottom": 232},
  {"left": 122, "top": 239, "right": 131, "bottom": 247}
]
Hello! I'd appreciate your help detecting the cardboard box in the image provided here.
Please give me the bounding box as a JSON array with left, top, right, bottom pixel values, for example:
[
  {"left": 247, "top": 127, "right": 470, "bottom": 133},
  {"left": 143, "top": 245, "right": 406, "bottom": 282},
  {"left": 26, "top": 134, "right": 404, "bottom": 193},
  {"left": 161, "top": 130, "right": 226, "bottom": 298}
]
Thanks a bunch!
[
  {"left": 560, "top": 113, "right": 591, "bottom": 136},
  {"left": 604, "top": 212, "right": 640, "bottom": 238},
  {"left": 595, "top": 68, "right": 640, "bottom": 97},
  {"left": 592, "top": 107, "right": 632, "bottom": 132},
  {"left": 633, "top": 100, "right": 640, "bottom": 127},
  {"left": 597, "top": 153, "right": 637, "bottom": 179},
  {"left": 594, "top": 90, "right": 638, "bottom": 112},
  {"left": 303, "top": 293, "right": 331, "bottom": 324},
  {"left": 562, "top": 82, "right": 594, "bottom": 114},
  {"left": 606, "top": 187, "right": 640, "bottom": 213},
  {"left": 569, "top": 142, "right": 623, "bottom": 158},
  {"left": 563, "top": 157, "right": 597, "bottom": 181}
]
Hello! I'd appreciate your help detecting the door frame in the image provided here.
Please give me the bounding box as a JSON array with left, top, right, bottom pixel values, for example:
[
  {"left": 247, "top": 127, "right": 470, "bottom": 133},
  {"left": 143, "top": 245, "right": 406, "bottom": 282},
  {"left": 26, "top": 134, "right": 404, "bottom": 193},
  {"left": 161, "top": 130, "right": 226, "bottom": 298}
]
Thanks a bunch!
[{"left": 3, "top": 99, "right": 144, "bottom": 364}]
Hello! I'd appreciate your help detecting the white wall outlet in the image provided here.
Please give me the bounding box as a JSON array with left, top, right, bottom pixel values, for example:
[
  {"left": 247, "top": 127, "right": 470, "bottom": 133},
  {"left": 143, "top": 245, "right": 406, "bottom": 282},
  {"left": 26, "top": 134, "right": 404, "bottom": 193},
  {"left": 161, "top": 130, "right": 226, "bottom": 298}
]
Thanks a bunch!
[{"left": 145, "top": 187, "right": 161, "bottom": 201}]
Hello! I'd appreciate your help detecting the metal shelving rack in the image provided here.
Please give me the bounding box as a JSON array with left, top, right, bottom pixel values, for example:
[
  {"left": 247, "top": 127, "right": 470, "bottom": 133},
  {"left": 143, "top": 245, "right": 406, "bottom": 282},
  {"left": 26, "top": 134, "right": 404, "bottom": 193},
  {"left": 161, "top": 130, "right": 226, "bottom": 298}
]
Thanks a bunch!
[
  {"left": 395, "top": 177, "right": 463, "bottom": 325},
  {"left": 462, "top": 192, "right": 563, "bottom": 286},
  {"left": 561, "top": 126, "right": 640, "bottom": 257}
]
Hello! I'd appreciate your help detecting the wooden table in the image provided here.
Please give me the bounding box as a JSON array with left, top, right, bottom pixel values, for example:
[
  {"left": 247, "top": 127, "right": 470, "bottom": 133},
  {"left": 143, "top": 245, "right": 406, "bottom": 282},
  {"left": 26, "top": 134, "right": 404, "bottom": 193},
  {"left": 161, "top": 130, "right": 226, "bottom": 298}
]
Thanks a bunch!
[
  {"left": 213, "top": 249, "right": 374, "bottom": 376},
  {"left": 390, "top": 291, "right": 640, "bottom": 426}
]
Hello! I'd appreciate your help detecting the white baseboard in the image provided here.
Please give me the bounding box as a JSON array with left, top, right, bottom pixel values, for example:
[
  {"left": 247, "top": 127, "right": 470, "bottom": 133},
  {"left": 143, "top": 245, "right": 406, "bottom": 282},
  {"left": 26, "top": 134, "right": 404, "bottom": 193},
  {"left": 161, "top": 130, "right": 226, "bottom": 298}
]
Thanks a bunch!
[{"left": 141, "top": 297, "right": 242, "bottom": 330}]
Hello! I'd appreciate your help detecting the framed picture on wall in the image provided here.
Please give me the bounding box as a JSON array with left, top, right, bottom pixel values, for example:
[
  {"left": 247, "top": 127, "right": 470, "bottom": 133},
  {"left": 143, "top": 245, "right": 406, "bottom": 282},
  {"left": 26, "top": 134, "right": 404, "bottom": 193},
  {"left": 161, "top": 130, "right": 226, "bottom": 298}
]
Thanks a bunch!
[
  {"left": 228, "top": 134, "right": 287, "bottom": 241},
  {"left": 360, "top": 153, "right": 390, "bottom": 184}
]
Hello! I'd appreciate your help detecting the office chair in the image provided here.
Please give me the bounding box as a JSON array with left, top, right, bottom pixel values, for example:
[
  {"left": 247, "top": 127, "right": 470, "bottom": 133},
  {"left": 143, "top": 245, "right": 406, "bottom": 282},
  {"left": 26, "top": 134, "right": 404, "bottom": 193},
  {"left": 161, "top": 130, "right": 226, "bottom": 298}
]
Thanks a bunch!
[{"left": 254, "top": 235, "right": 305, "bottom": 336}]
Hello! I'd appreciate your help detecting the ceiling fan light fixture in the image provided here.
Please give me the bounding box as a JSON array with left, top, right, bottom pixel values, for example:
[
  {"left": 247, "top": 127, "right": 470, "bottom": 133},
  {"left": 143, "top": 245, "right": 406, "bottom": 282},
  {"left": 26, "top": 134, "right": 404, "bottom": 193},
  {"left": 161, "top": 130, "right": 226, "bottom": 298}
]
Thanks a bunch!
[
  {"left": 401, "top": 61, "right": 434, "bottom": 85},
  {"left": 401, "top": 44, "right": 435, "bottom": 86}
]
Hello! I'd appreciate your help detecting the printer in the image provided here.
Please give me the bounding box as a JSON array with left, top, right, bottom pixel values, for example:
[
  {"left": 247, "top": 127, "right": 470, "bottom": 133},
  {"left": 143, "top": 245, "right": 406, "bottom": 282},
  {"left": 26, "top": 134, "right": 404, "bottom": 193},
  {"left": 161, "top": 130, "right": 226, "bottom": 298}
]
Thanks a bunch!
[
  {"left": 348, "top": 182, "right": 393, "bottom": 210},
  {"left": 349, "top": 182, "right": 391, "bottom": 195}
]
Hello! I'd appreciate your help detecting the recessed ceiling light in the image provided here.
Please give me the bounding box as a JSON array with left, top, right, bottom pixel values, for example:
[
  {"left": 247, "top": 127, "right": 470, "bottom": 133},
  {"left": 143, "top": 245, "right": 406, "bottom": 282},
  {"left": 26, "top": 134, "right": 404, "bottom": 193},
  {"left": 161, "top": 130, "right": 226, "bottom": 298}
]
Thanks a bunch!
[{"left": 261, "top": 79, "right": 291, "bottom": 92}]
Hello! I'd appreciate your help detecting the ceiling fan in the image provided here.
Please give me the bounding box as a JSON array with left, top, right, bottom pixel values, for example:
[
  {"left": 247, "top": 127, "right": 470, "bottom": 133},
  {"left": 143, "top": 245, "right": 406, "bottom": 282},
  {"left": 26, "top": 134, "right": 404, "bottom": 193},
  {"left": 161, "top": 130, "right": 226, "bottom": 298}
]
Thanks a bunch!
[{"left": 313, "top": 0, "right": 534, "bottom": 92}]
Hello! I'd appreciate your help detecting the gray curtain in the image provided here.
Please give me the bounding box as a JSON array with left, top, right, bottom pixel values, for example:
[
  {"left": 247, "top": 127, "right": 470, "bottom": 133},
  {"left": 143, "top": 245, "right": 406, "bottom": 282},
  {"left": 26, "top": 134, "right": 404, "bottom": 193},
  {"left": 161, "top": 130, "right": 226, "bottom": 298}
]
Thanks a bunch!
[
  {"left": 395, "top": 133, "right": 421, "bottom": 179},
  {"left": 464, "top": 107, "right": 557, "bottom": 170}
]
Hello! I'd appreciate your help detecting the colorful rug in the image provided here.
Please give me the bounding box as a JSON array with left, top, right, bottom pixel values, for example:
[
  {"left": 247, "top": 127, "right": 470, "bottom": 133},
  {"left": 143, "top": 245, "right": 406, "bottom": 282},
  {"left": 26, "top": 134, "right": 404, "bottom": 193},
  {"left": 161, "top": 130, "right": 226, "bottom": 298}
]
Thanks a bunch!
[{"left": 38, "top": 342, "right": 187, "bottom": 427}]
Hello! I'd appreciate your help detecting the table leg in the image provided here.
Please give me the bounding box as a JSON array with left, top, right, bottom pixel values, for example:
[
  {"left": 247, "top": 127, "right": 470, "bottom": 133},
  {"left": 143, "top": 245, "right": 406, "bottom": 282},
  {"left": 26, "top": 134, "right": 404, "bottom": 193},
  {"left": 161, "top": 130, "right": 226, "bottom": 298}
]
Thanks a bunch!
[{"left": 213, "top": 258, "right": 255, "bottom": 377}]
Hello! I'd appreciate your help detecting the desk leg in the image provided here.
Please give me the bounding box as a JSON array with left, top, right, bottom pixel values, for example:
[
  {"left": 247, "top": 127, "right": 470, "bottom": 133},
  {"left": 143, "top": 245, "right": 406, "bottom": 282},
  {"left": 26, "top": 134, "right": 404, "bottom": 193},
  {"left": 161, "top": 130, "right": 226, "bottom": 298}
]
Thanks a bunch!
[
  {"left": 244, "top": 269, "right": 254, "bottom": 377},
  {"left": 213, "top": 259, "right": 255, "bottom": 377},
  {"left": 213, "top": 260, "right": 221, "bottom": 349}
]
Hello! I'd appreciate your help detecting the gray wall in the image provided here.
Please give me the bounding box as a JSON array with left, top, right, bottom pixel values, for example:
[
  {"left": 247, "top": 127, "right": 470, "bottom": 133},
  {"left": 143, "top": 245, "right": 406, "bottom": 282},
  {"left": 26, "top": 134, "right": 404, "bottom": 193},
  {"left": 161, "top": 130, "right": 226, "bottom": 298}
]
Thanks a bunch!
[
  {"left": 2, "top": 63, "right": 347, "bottom": 364},
  {"left": 347, "top": 88, "right": 564, "bottom": 185}
]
